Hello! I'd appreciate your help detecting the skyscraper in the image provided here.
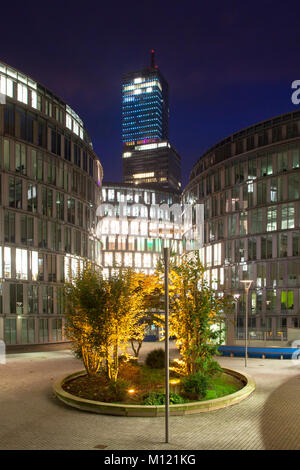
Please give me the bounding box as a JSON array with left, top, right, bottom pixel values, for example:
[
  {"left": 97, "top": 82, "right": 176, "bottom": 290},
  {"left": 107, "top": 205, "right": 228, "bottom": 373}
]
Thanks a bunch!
[
  {"left": 121, "top": 51, "right": 181, "bottom": 191},
  {"left": 122, "top": 50, "right": 169, "bottom": 145}
]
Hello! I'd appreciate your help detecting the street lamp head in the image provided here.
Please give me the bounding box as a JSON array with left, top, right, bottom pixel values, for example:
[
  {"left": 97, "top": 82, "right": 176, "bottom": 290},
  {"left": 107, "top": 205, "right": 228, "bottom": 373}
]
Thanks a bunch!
[{"left": 240, "top": 280, "right": 253, "bottom": 290}]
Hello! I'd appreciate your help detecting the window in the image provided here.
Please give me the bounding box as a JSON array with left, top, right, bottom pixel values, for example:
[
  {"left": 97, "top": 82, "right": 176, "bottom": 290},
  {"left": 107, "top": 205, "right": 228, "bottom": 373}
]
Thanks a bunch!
[
  {"left": 281, "top": 291, "right": 294, "bottom": 311},
  {"left": 292, "top": 231, "right": 300, "bottom": 256},
  {"left": 64, "top": 227, "right": 71, "bottom": 253},
  {"left": 278, "top": 233, "right": 288, "bottom": 258},
  {"left": 257, "top": 181, "right": 267, "bottom": 205},
  {"left": 10, "top": 283, "right": 23, "bottom": 314},
  {"left": 41, "top": 187, "right": 53, "bottom": 217},
  {"left": 288, "top": 262, "right": 299, "bottom": 286},
  {"left": 20, "top": 215, "right": 34, "bottom": 245},
  {"left": 231, "top": 187, "right": 239, "bottom": 211},
  {"left": 251, "top": 208, "right": 263, "bottom": 234},
  {"left": 51, "top": 223, "right": 62, "bottom": 251},
  {"left": 261, "top": 235, "right": 272, "bottom": 259},
  {"left": 281, "top": 203, "right": 295, "bottom": 229},
  {"left": 248, "top": 158, "right": 257, "bottom": 180},
  {"left": 16, "top": 249, "right": 28, "bottom": 280},
  {"left": 277, "top": 150, "right": 287, "bottom": 172},
  {"left": 38, "top": 219, "right": 47, "bottom": 248},
  {"left": 224, "top": 241, "right": 232, "bottom": 264},
  {"left": 4, "top": 247, "right": 11, "bottom": 278},
  {"left": 288, "top": 173, "right": 299, "bottom": 200},
  {"left": 257, "top": 263, "right": 266, "bottom": 287},
  {"left": 15, "top": 143, "right": 26, "bottom": 174},
  {"left": 228, "top": 214, "right": 237, "bottom": 238},
  {"left": 17, "top": 83, "right": 28, "bottom": 104},
  {"left": 266, "top": 290, "right": 276, "bottom": 312},
  {"left": 21, "top": 318, "right": 35, "bottom": 344},
  {"left": 47, "top": 159, "right": 56, "bottom": 185},
  {"left": 248, "top": 238, "right": 257, "bottom": 261},
  {"left": 292, "top": 148, "right": 300, "bottom": 169},
  {"left": 260, "top": 154, "right": 273, "bottom": 176},
  {"left": 267, "top": 207, "right": 277, "bottom": 231},
  {"left": 42, "top": 286, "right": 53, "bottom": 314},
  {"left": 67, "top": 198, "right": 75, "bottom": 224},
  {"left": 52, "top": 319, "right": 62, "bottom": 341},
  {"left": 27, "top": 183, "right": 37, "bottom": 213},
  {"left": 32, "top": 150, "right": 43, "bottom": 180},
  {"left": 4, "top": 138, "right": 10, "bottom": 170},
  {"left": 234, "top": 239, "right": 244, "bottom": 262},
  {"left": 9, "top": 177, "right": 22, "bottom": 209},
  {"left": 57, "top": 287, "right": 64, "bottom": 315},
  {"left": 39, "top": 319, "right": 49, "bottom": 343},
  {"left": 4, "top": 318, "right": 17, "bottom": 345},
  {"left": 48, "top": 254, "right": 57, "bottom": 282},
  {"left": 4, "top": 211, "right": 15, "bottom": 243}
]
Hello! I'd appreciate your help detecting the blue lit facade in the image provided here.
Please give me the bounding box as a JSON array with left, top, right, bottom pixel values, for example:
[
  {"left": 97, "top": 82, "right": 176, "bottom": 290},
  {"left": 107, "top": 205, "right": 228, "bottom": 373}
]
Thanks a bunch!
[
  {"left": 121, "top": 56, "right": 181, "bottom": 191},
  {"left": 122, "top": 68, "right": 169, "bottom": 145}
]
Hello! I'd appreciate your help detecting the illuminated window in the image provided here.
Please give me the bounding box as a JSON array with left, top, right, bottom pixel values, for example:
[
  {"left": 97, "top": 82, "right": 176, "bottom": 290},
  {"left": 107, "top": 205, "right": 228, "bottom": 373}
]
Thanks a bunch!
[
  {"left": 128, "top": 237, "right": 135, "bottom": 250},
  {"left": 143, "top": 253, "right": 151, "bottom": 268},
  {"left": 267, "top": 207, "right": 277, "bottom": 231},
  {"left": 124, "top": 252, "right": 132, "bottom": 267},
  {"left": 206, "top": 246, "right": 212, "bottom": 267},
  {"left": 115, "top": 253, "right": 122, "bottom": 266},
  {"left": 31, "top": 251, "right": 38, "bottom": 281},
  {"left": 281, "top": 203, "right": 294, "bottom": 229},
  {"left": 135, "top": 253, "right": 142, "bottom": 267},
  {"left": 213, "top": 243, "right": 221, "bottom": 266},
  {"left": 4, "top": 247, "right": 11, "bottom": 278},
  {"left": 17, "top": 83, "right": 28, "bottom": 104},
  {"left": 130, "top": 220, "right": 139, "bottom": 235},
  {"left": 31, "top": 90, "right": 37, "bottom": 109},
  {"left": 66, "top": 114, "right": 72, "bottom": 130}
]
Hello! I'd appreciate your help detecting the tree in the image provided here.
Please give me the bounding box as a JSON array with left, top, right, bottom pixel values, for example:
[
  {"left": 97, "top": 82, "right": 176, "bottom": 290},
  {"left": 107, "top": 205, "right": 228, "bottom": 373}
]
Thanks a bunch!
[
  {"left": 155, "top": 251, "right": 233, "bottom": 376},
  {"left": 64, "top": 265, "right": 109, "bottom": 376},
  {"left": 64, "top": 265, "right": 156, "bottom": 381},
  {"left": 129, "top": 272, "right": 161, "bottom": 358}
]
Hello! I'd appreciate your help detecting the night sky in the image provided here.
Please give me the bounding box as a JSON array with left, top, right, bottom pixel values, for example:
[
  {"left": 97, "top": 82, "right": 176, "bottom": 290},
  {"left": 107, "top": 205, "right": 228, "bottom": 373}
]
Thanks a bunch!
[{"left": 1, "top": 0, "right": 300, "bottom": 187}]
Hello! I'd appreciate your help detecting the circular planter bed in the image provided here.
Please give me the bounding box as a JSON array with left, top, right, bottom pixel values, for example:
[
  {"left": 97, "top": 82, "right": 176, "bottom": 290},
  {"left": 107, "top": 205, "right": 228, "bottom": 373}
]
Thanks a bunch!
[{"left": 53, "top": 367, "right": 255, "bottom": 416}]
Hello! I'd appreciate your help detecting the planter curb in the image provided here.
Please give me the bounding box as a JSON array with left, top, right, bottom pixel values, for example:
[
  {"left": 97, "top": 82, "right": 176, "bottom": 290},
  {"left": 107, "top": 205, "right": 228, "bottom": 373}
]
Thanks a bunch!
[{"left": 53, "top": 367, "right": 255, "bottom": 417}]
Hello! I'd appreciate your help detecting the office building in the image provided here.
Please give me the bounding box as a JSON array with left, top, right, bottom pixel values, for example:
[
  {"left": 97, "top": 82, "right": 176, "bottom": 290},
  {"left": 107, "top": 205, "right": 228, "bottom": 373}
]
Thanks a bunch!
[
  {"left": 121, "top": 51, "right": 181, "bottom": 190},
  {"left": 0, "top": 61, "right": 103, "bottom": 346},
  {"left": 183, "top": 110, "right": 300, "bottom": 344}
]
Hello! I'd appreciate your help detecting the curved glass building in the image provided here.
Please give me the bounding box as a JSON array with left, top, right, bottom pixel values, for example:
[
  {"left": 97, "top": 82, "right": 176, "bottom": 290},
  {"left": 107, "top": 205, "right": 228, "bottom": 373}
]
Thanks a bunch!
[
  {"left": 183, "top": 111, "right": 300, "bottom": 344},
  {"left": 0, "top": 61, "right": 103, "bottom": 346}
]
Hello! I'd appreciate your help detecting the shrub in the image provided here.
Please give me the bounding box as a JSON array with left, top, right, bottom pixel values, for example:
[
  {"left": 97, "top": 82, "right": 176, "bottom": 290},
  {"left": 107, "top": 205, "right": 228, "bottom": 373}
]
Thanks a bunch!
[
  {"left": 196, "top": 359, "right": 223, "bottom": 378},
  {"left": 145, "top": 348, "right": 165, "bottom": 369},
  {"left": 142, "top": 391, "right": 185, "bottom": 405},
  {"left": 106, "top": 379, "right": 130, "bottom": 402},
  {"left": 118, "top": 361, "right": 141, "bottom": 382},
  {"left": 181, "top": 372, "right": 209, "bottom": 399}
]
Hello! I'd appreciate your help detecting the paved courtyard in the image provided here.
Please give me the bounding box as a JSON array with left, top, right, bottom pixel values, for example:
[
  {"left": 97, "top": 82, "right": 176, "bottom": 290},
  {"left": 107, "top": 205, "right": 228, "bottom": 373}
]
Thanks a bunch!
[{"left": 1, "top": 342, "right": 300, "bottom": 450}]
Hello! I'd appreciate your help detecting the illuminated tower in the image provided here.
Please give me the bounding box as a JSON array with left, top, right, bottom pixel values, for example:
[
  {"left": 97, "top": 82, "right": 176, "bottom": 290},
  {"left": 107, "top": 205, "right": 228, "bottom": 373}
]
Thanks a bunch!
[{"left": 121, "top": 51, "right": 181, "bottom": 191}]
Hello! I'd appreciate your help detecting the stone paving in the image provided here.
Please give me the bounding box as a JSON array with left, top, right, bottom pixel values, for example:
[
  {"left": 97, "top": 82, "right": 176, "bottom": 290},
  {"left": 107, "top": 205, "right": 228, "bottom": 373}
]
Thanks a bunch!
[{"left": 0, "top": 342, "right": 300, "bottom": 450}]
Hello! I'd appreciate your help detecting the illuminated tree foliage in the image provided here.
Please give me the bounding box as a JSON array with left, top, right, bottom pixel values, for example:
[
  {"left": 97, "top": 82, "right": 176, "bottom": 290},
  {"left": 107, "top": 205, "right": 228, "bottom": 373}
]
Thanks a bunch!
[
  {"left": 64, "top": 265, "right": 157, "bottom": 379},
  {"left": 156, "top": 252, "right": 233, "bottom": 376}
]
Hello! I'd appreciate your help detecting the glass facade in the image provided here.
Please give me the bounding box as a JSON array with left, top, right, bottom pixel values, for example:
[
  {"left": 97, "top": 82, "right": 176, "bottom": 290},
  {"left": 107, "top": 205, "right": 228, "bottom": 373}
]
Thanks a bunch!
[
  {"left": 122, "top": 68, "right": 168, "bottom": 145},
  {"left": 184, "top": 111, "right": 300, "bottom": 342},
  {"left": 0, "top": 61, "right": 103, "bottom": 346},
  {"left": 121, "top": 55, "right": 181, "bottom": 191},
  {"left": 100, "top": 183, "right": 183, "bottom": 278}
]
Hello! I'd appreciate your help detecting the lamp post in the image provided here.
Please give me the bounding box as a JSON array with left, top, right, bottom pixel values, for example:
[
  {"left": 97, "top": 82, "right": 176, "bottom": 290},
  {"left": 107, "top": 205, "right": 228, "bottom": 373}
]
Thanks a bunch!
[
  {"left": 163, "top": 246, "right": 170, "bottom": 444},
  {"left": 233, "top": 294, "right": 240, "bottom": 341},
  {"left": 240, "top": 280, "right": 253, "bottom": 367}
]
